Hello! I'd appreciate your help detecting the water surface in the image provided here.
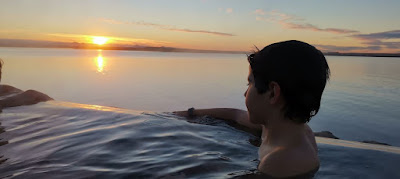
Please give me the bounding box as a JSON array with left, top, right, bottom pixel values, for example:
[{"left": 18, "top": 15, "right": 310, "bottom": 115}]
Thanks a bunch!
[
  {"left": 1, "top": 47, "right": 400, "bottom": 146},
  {"left": 1, "top": 101, "right": 399, "bottom": 178}
]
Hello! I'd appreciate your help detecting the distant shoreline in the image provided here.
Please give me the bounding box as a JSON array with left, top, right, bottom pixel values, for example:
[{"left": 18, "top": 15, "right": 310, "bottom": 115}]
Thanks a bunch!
[
  {"left": 1, "top": 45, "right": 399, "bottom": 58},
  {"left": 324, "top": 52, "right": 400, "bottom": 58}
]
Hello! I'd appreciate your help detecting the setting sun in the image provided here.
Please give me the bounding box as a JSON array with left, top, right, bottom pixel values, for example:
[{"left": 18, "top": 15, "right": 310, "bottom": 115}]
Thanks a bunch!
[{"left": 92, "top": 36, "right": 108, "bottom": 45}]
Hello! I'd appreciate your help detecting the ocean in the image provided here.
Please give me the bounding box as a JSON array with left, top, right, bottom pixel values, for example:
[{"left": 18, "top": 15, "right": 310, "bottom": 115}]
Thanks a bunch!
[
  {"left": 1, "top": 47, "right": 400, "bottom": 146},
  {"left": 1, "top": 47, "right": 400, "bottom": 178}
]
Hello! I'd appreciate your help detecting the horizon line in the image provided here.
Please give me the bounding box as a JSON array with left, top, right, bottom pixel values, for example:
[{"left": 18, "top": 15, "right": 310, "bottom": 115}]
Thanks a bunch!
[{"left": 0, "top": 38, "right": 399, "bottom": 57}]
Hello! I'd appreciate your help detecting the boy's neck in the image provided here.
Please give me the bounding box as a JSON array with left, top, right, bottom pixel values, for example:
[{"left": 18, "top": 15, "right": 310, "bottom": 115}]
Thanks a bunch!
[{"left": 261, "top": 116, "right": 305, "bottom": 146}]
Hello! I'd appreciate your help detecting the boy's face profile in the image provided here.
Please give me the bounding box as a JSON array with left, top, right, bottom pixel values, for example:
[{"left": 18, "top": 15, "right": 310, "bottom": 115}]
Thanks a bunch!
[{"left": 245, "top": 67, "right": 270, "bottom": 124}]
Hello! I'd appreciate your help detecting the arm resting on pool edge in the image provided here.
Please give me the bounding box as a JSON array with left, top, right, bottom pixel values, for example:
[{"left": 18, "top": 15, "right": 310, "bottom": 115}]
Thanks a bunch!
[
  {"left": 174, "top": 108, "right": 262, "bottom": 132},
  {"left": 0, "top": 85, "right": 23, "bottom": 96},
  {"left": 0, "top": 89, "right": 53, "bottom": 109}
]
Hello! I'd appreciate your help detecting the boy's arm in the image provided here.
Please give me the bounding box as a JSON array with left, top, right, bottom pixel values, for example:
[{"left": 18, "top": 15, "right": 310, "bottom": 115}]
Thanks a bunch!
[{"left": 174, "top": 108, "right": 262, "bottom": 132}]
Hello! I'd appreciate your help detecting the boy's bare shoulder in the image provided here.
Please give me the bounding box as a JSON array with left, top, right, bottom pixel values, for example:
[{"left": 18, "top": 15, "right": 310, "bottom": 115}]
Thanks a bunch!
[{"left": 258, "top": 145, "right": 319, "bottom": 178}]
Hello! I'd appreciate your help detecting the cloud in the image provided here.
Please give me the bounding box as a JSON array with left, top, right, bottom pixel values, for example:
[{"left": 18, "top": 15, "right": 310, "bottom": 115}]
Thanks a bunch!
[
  {"left": 316, "top": 44, "right": 382, "bottom": 52},
  {"left": 317, "top": 29, "right": 400, "bottom": 52},
  {"left": 316, "top": 30, "right": 400, "bottom": 52},
  {"left": 281, "top": 22, "right": 359, "bottom": 34},
  {"left": 353, "top": 30, "right": 400, "bottom": 39},
  {"left": 256, "top": 10, "right": 359, "bottom": 34},
  {"left": 99, "top": 18, "right": 234, "bottom": 37},
  {"left": 254, "top": 9, "right": 266, "bottom": 15},
  {"left": 226, "top": 8, "right": 233, "bottom": 14},
  {"left": 379, "top": 41, "right": 400, "bottom": 49},
  {"left": 362, "top": 40, "right": 400, "bottom": 49},
  {"left": 167, "top": 28, "right": 234, "bottom": 36},
  {"left": 350, "top": 30, "right": 400, "bottom": 50},
  {"left": 254, "top": 10, "right": 400, "bottom": 52},
  {"left": 253, "top": 9, "right": 400, "bottom": 52}
]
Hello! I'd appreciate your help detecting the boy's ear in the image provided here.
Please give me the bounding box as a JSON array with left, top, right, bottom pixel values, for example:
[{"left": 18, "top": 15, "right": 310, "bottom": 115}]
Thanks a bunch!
[{"left": 268, "top": 81, "right": 281, "bottom": 104}]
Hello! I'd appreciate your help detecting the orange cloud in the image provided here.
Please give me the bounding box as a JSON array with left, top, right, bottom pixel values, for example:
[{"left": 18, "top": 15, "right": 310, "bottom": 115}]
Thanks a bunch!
[
  {"left": 315, "top": 44, "right": 381, "bottom": 52},
  {"left": 254, "top": 9, "right": 266, "bottom": 15},
  {"left": 99, "top": 18, "right": 235, "bottom": 37}
]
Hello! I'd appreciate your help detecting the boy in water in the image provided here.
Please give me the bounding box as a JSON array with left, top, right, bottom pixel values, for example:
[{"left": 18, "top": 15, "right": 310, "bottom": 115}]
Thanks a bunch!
[{"left": 175, "top": 40, "right": 330, "bottom": 178}]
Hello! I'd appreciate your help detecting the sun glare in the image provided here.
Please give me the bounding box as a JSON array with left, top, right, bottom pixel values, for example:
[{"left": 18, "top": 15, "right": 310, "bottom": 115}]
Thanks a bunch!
[
  {"left": 96, "top": 54, "right": 105, "bottom": 73},
  {"left": 92, "top": 36, "right": 108, "bottom": 45}
]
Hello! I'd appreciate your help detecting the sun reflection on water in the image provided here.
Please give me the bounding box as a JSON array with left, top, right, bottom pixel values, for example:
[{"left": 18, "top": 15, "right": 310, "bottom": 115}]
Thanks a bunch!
[
  {"left": 95, "top": 50, "right": 106, "bottom": 73},
  {"left": 97, "top": 55, "right": 104, "bottom": 72}
]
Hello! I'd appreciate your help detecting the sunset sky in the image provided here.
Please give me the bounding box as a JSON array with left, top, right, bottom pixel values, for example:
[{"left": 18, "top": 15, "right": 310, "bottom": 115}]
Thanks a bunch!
[{"left": 1, "top": 0, "right": 399, "bottom": 53}]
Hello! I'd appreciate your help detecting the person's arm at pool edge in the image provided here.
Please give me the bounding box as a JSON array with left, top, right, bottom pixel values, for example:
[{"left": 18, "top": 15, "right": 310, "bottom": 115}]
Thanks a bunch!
[
  {"left": 174, "top": 108, "right": 262, "bottom": 132},
  {"left": 0, "top": 89, "right": 53, "bottom": 109}
]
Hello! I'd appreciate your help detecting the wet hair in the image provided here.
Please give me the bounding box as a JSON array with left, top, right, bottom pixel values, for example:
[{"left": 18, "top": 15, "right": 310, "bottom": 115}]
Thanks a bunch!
[{"left": 248, "top": 40, "right": 330, "bottom": 123}]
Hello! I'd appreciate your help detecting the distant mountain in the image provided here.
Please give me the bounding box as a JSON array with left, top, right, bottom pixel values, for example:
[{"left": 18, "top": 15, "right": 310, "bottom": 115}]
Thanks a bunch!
[
  {"left": 0, "top": 39, "right": 245, "bottom": 54},
  {"left": 1, "top": 38, "right": 399, "bottom": 57},
  {"left": 324, "top": 51, "right": 400, "bottom": 58}
]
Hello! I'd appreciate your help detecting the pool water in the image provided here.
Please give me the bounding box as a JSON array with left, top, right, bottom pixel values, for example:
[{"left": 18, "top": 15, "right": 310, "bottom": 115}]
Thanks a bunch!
[
  {"left": 2, "top": 48, "right": 400, "bottom": 147},
  {"left": 1, "top": 101, "right": 399, "bottom": 178}
]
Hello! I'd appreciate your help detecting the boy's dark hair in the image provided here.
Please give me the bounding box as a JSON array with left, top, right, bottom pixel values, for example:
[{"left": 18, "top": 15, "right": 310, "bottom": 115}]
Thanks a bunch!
[{"left": 248, "top": 40, "right": 330, "bottom": 123}]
